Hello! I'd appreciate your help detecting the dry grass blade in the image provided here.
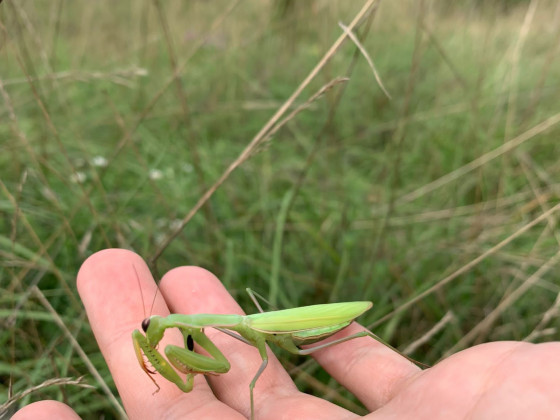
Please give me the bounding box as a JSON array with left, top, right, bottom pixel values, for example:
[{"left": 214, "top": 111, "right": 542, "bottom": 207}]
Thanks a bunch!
[
  {"left": 524, "top": 290, "right": 560, "bottom": 342},
  {"left": 149, "top": 0, "right": 380, "bottom": 267},
  {"left": 371, "top": 203, "right": 560, "bottom": 329},
  {"left": 397, "top": 111, "right": 560, "bottom": 204},
  {"left": 446, "top": 248, "right": 560, "bottom": 356},
  {"left": 503, "top": 0, "right": 538, "bottom": 141},
  {"left": 253, "top": 76, "right": 350, "bottom": 155},
  {"left": 153, "top": 0, "right": 217, "bottom": 238},
  {"left": 0, "top": 76, "right": 79, "bottom": 248},
  {"left": 2, "top": 67, "right": 147, "bottom": 87},
  {"left": 10, "top": 169, "right": 27, "bottom": 244},
  {"left": 517, "top": 152, "right": 560, "bottom": 243},
  {"left": 0, "top": 376, "right": 93, "bottom": 416},
  {"left": 0, "top": 179, "right": 79, "bottom": 309},
  {"left": 404, "top": 311, "right": 455, "bottom": 355},
  {"left": 338, "top": 21, "right": 391, "bottom": 99}
]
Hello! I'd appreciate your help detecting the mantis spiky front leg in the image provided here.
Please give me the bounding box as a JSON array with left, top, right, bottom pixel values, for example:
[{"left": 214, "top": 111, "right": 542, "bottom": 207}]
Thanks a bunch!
[
  {"left": 132, "top": 325, "right": 230, "bottom": 393},
  {"left": 133, "top": 329, "right": 195, "bottom": 393}
]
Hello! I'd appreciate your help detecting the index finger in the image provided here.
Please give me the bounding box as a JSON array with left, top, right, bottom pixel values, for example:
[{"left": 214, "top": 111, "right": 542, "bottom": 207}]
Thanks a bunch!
[{"left": 77, "top": 249, "right": 235, "bottom": 419}]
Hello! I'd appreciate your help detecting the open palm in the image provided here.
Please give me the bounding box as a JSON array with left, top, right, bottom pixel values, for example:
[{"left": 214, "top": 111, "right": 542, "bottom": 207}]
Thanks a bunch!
[{"left": 14, "top": 249, "right": 560, "bottom": 420}]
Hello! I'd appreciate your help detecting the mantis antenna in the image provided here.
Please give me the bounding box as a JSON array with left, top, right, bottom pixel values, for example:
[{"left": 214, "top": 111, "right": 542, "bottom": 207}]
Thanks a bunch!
[{"left": 132, "top": 263, "right": 159, "bottom": 320}]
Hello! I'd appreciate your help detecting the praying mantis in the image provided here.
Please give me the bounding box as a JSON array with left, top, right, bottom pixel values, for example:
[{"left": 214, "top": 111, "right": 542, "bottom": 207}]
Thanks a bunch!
[{"left": 132, "top": 286, "right": 427, "bottom": 420}]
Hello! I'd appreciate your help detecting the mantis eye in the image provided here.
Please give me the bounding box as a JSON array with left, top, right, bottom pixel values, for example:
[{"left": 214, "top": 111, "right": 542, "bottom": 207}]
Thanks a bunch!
[
  {"left": 141, "top": 318, "right": 150, "bottom": 332},
  {"left": 187, "top": 334, "right": 194, "bottom": 351}
]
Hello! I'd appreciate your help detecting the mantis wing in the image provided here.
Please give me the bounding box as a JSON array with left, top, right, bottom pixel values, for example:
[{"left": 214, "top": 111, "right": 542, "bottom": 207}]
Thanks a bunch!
[{"left": 246, "top": 301, "right": 372, "bottom": 333}]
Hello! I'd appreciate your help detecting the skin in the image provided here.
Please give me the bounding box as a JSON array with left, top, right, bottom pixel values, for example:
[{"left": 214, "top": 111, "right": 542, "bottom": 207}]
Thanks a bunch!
[{"left": 13, "top": 248, "right": 560, "bottom": 419}]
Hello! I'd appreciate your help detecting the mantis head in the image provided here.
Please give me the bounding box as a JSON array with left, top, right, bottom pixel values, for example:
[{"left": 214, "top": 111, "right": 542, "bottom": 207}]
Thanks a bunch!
[{"left": 142, "top": 315, "right": 166, "bottom": 347}]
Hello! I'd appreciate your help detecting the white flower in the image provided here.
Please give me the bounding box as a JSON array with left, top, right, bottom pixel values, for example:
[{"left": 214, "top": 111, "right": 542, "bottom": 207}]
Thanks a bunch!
[
  {"left": 170, "top": 219, "right": 183, "bottom": 230},
  {"left": 71, "top": 171, "right": 87, "bottom": 183},
  {"left": 41, "top": 187, "right": 57, "bottom": 202},
  {"left": 91, "top": 156, "right": 108, "bottom": 167},
  {"left": 149, "top": 169, "right": 163, "bottom": 180},
  {"left": 182, "top": 163, "right": 194, "bottom": 173}
]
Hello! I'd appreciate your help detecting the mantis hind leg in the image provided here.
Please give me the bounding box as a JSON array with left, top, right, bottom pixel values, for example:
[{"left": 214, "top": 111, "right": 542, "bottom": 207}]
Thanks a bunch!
[
  {"left": 296, "top": 331, "right": 429, "bottom": 368},
  {"left": 296, "top": 330, "right": 372, "bottom": 355}
]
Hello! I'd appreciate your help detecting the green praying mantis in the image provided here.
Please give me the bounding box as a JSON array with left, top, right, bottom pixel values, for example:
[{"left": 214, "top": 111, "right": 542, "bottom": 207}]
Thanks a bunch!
[{"left": 133, "top": 286, "right": 427, "bottom": 419}]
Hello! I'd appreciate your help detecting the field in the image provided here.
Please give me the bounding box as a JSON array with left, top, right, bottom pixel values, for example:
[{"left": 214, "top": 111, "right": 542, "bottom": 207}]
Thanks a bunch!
[{"left": 1, "top": 0, "right": 560, "bottom": 418}]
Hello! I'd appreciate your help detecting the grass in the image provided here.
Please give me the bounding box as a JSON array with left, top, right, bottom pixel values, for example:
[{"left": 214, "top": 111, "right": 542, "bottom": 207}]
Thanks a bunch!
[{"left": 1, "top": 0, "right": 560, "bottom": 417}]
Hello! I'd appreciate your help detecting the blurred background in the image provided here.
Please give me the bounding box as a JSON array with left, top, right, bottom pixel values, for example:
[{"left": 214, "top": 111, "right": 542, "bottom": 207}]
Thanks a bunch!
[{"left": 1, "top": 0, "right": 560, "bottom": 417}]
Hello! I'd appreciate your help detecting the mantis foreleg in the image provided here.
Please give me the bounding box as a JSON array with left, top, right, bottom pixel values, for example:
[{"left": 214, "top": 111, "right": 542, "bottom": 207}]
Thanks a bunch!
[
  {"left": 165, "top": 328, "right": 231, "bottom": 376},
  {"left": 132, "top": 329, "right": 195, "bottom": 393},
  {"left": 246, "top": 335, "right": 269, "bottom": 420},
  {"left": 132, "top": 326, "right": 232, "bottom": 394}
]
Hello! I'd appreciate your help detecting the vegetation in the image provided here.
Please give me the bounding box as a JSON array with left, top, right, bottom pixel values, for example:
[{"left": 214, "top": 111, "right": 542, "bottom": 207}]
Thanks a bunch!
[{"left": 1, "top": 0, "right": 559, "bottom": 417}]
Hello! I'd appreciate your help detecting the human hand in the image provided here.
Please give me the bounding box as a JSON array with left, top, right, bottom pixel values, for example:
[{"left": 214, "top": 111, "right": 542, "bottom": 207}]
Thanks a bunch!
[{"left": 13, "top": 249, "right": 560, "bottom": 419}]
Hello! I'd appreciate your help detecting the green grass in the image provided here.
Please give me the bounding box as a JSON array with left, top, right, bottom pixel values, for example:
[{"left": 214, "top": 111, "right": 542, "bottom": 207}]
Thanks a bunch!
[{"left": 2, "top": 0, "right": 560, "bottom": 417}]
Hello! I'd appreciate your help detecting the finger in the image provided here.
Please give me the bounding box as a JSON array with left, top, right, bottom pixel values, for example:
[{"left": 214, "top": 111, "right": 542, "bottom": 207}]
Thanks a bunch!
[
  {"left": 12, "top": 401, "right": 81, "bottom": 420},
  {"left": 159, "top": 267, "right": 299, "bottom": 418},
  {"left": 78, "top": 249, "right": 240, "bottom": 420},
  {"left": 311, "top": 322, "right": 421, "bottom": 410}
]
